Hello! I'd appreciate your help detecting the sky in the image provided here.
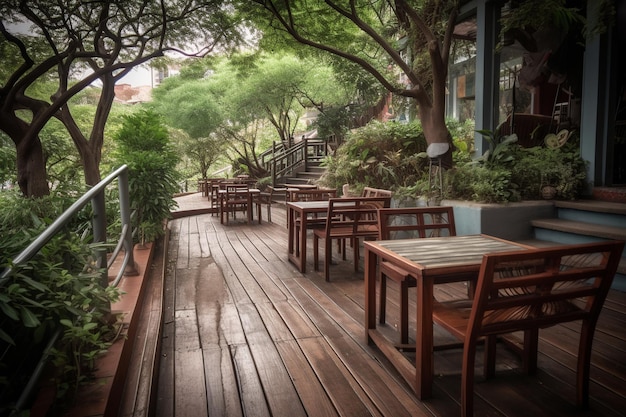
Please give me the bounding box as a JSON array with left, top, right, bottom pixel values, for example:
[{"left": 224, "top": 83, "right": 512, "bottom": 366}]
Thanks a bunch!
[{"left": 118, "top": 66, "right": 153, "bottom": 88}]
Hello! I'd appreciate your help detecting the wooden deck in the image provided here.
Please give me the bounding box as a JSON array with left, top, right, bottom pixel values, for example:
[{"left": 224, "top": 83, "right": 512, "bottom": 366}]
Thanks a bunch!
[{"left": 151, "top": 193, "right": 626, "bottom": 417}]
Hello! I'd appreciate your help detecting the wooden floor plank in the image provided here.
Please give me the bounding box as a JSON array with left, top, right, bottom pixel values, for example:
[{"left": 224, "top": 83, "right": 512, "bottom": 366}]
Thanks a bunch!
[
  {"left": 238, "top": 302, "right": 308, "bottom": 417},
  {"left": 275, "top": 339, "right": 340, "bottom": 417},
  {"left": 231, "top": 344, "right": 271, "bottom": 417},
  {"left": 151, "top": 198, "right": 626, "bottom": 417}
]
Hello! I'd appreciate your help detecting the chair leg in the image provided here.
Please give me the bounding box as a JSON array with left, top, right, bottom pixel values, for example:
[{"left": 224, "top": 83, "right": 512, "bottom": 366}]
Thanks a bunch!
[
  {"left": 353, "top": 238, "right": 360, "bottom": 272},
  {"left": 313, "top": 235, "right": 319, "bottom": 271},
  {"left": 325, "top": 238, "right": 332, "bottom": 281},
  {"left": 379, "top": 273, "right": 387, "bottom": 325},
  {"left": 461, "top": 340, "right": 478, "bottom": 417},
  {"left": 484, "top": 335, "right": 497, "bottom": 378},
  {"left": 400, "top": 279, "right": 409, "bottom": 344},
  {"left": 576, "top": 321, "right": 595, "bottom": 408},
  {"left": 522, "top": 328, "right": 539, "bottom": 375}
]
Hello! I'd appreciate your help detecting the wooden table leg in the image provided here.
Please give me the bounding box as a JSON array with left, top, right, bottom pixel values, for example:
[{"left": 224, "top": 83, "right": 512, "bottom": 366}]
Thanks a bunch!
[
  {"left": 365, "top": 248, "right": 377, "bottom": 338},
  {"left": 298, "top": 215, "right": 308, "bottom": 272},
  {"left": 415, "top": 274, "right": 434, "bottom": 399}
]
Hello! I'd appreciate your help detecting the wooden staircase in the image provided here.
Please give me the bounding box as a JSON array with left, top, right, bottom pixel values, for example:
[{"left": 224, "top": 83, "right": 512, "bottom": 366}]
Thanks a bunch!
[
  {"left": 530, "top": 189, "right": 626, "bottom": 290},
  {"left": 280, "top": 162, "right": 326, "bottom": 186}
]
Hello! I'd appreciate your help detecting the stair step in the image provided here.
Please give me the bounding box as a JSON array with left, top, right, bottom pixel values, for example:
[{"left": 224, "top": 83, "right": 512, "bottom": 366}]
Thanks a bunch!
[
  {"left": 531, "top": 218, "right": 626, "bottom": 241},
  {"left": 555, "top": 200, "right": 626, "bottom": 215}
]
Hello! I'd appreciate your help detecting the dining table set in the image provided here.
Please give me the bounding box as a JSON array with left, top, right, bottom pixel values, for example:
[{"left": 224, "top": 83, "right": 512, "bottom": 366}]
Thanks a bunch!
[{"left": 283, "top": 190, "right": 624, "bottom": 414}]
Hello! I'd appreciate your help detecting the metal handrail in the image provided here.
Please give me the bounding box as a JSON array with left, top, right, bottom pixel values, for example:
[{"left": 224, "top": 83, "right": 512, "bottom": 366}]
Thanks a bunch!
[
  {"left": 0, "top": 164, "right": 135, "bottom": 285},
  {"left": 1, "top": 165, "right": 136, "bottom": 415}
]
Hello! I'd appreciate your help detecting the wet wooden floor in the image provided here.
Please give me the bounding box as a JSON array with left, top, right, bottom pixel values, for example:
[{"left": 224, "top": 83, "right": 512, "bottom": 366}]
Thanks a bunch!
[{"left": 151, "top": 194, "right": 626, "bottom": 417}]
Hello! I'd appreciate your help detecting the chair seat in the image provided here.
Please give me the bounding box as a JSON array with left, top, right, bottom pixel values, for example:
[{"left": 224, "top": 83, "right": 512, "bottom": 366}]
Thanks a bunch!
[{"left": 323, "top": 224, "right": 379, "bottom": 239}]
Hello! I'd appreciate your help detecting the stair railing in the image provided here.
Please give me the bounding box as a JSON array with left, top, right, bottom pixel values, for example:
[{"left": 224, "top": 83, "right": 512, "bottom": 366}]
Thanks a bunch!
[{"left": 260, "top": 138, "right": 330, "bottom": 185}]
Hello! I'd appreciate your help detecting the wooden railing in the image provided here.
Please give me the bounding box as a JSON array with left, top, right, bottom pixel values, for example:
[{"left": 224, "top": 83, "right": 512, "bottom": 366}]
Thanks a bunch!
[{"left": 259, "top": 138, "right": 331, "bottom": 185}]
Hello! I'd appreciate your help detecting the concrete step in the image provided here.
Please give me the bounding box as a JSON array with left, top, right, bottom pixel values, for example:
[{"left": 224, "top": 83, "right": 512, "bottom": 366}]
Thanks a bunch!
[
  {"left": 554, "top": 199, "right": 626, "bottom": 216},
  {"left": 531, "top": 218, "right": 626, "bottom": 241}
]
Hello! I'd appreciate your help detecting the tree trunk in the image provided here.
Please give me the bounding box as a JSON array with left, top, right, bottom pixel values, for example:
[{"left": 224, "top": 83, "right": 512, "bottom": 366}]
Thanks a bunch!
[
  {"left": 417, "top": 101, "right": 454, "bottom": 169},
  {"left": 1, "top": 112, "right": 50, "bottom": 197},
  {"left": 16, "top": 137, "right": 50, "bottom": 197}
]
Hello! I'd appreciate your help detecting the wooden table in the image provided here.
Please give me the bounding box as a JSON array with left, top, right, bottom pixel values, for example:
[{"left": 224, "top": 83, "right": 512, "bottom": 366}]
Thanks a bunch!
[
  {"left": 364, "top": 234, "right": 533, "bottom": 399},
  {"left": 286, "top": 200, "right": 332, "bottom": 272},
  {"left": 218, "top": 188, "right": 260, "bottom": 224}
]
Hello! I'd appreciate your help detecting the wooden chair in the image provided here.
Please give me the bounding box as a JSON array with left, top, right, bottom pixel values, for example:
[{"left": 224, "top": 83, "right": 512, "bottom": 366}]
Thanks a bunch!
[
  {"left": 220, "top": 183, "right": 250, "bottom": 225},
  {"left": 208, "top": 178, "right": 224, "bottom": 215},
  {"left": 362, "top": 186, "right": 393, "bottom": 198},
  {"left": 313, "top": 196, "right": 391, "bottom": 281},
  {"left": 254, "top": 185, "right": 286, "bottom": 223},
  {"left": 377, "top": 206, "right": 456, "bottom": 344},
  {"left": 289, "top": 188, "right": 338, "bottom": 254},
  {"left": 431, "top": 240, "right": 624, "bottom": 417},
  {"left": 288, "top": 188, "right": 337, "bottom": 203}
]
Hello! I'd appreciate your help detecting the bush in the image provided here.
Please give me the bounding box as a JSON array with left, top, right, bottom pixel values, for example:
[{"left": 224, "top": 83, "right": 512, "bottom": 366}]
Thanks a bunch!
[
  {"left": 0, "top": 189, "right": 121, "bottom": 414},
  {"left": 114, "top": 109, "right": 180, "bottom": 244},
  {"left": 319, "top": 121, "right": 428, "bottom": 193},
  {"left": 320, "top": 120, "right": 587, "bottom": 204},
  {"left": 445, "top": 133, "right": 587, "bottom": 202},
  {"left": 509, "top": 143, "right": 587, "bottom": 200}
]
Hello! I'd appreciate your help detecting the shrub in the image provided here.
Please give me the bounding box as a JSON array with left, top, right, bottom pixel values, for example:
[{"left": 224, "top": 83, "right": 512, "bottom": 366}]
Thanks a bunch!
[
  {"left": 114, "top": 109, "right": 180, "bottom": 244},
  {"left": 319, "top": 121, "right": 428, "bottom": 193},
  {"left": 0, "top": 189, "right": 121, "bottom": 414},
  {"left": 509, "top": 142, "right": 587, "bottom": 200}
]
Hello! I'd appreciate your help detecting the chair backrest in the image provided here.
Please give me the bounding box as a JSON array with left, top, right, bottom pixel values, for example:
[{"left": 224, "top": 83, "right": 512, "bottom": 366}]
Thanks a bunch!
[
  {"left": 290, "top": 188, "right": 338, "bottom": 202},
  {"left": 377, "top": 206, "right": 456, "bottom": 240},
  {"left": 324, "top": 196, "right": 392, "bottom": 236},
  {"left": 469, "top": 240, "right": 624, "bottom": 338},
  {"left": 225, "top": 183, "right": 249, "bottom": 201},
  {"left": 362, "top": 187, "right": 393, "bottom": 198}
]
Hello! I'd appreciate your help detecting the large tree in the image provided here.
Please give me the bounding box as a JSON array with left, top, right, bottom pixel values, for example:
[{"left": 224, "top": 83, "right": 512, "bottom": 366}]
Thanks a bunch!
[
  {"left": 243, "top": 0, "right": 460, "bottom": 167},
  {"left": 0, "top": 0, "right": 240, "bottom": 197}
]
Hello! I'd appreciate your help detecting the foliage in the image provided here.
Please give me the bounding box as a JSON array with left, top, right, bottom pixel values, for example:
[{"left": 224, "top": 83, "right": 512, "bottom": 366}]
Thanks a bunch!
[
  {"left": 150, "top": 76, "right": 228, "bottom": 180},
  {"left": 113, "top": 110, "right": 179, "bottom": 244},
  {"left": 509, "top": 143, "right": 587, "bottom": 200},
  {"left": 242, "top": 0, "right": 462, "bottom": 167},
  {"left": 473, "top": 130, "right": 519, "bottom": 168},
  {"left": 0, "top": 0, "right": 241, "bottom": 196},
  {"left": 151, "top": 53, "right": 353, "bottom": 180},
  {"left": 322, "top": 120, "right": 586, "bottom": 204},
  {"left": 318, "top": 121, "right": 428, "bottom": 193},
  {"left": 0, "top": 189, "right": 121, "bottom": 414},
  {"left": 445, "top": 164, "right": 517, "bottom": 203},
  {"left": 444, "top": 131, "right": 587, "bottom": 203}
]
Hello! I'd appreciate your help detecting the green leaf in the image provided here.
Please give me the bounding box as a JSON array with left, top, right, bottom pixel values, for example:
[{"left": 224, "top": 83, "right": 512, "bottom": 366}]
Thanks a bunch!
[
  {"left": 20, "top": 307, "right": 41, "bottom": 328},
  {"left": 60, "top": 319, "right": 74, "bottom": 328},
  {"left": 0, "top": 328, "right": 16, "bottom": 345},
  {"left": 1, "top": 302, "right": 19, "bottom": 321},
  {"left": 23, "top": 276, "right": 50, "bottom": 292}
]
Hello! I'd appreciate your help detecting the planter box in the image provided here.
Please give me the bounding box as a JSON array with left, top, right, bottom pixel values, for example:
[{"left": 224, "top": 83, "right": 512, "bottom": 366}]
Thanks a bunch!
[{"left": 442, "top": 199, "right": 555, "bottom": 241}]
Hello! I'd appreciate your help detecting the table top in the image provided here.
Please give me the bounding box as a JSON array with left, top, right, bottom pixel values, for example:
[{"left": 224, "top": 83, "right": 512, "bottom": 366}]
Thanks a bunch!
[
  {"left": 365, "top": 234, "right": 531, "bottom": 274},
  {"left": 218, "top": 188, "right": 260, "bottom": 194},
  {"left": 286, "top": 200, "right": 331, "bottom": 210}
]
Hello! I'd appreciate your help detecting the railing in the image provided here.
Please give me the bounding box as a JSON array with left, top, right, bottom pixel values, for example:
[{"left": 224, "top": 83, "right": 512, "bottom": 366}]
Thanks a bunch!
[
  {"left": 259, "top": 138, "right": 331, "bottom": 185},
  {"left": 0, "top": 165, "right": 136, "bottom": 415}
]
